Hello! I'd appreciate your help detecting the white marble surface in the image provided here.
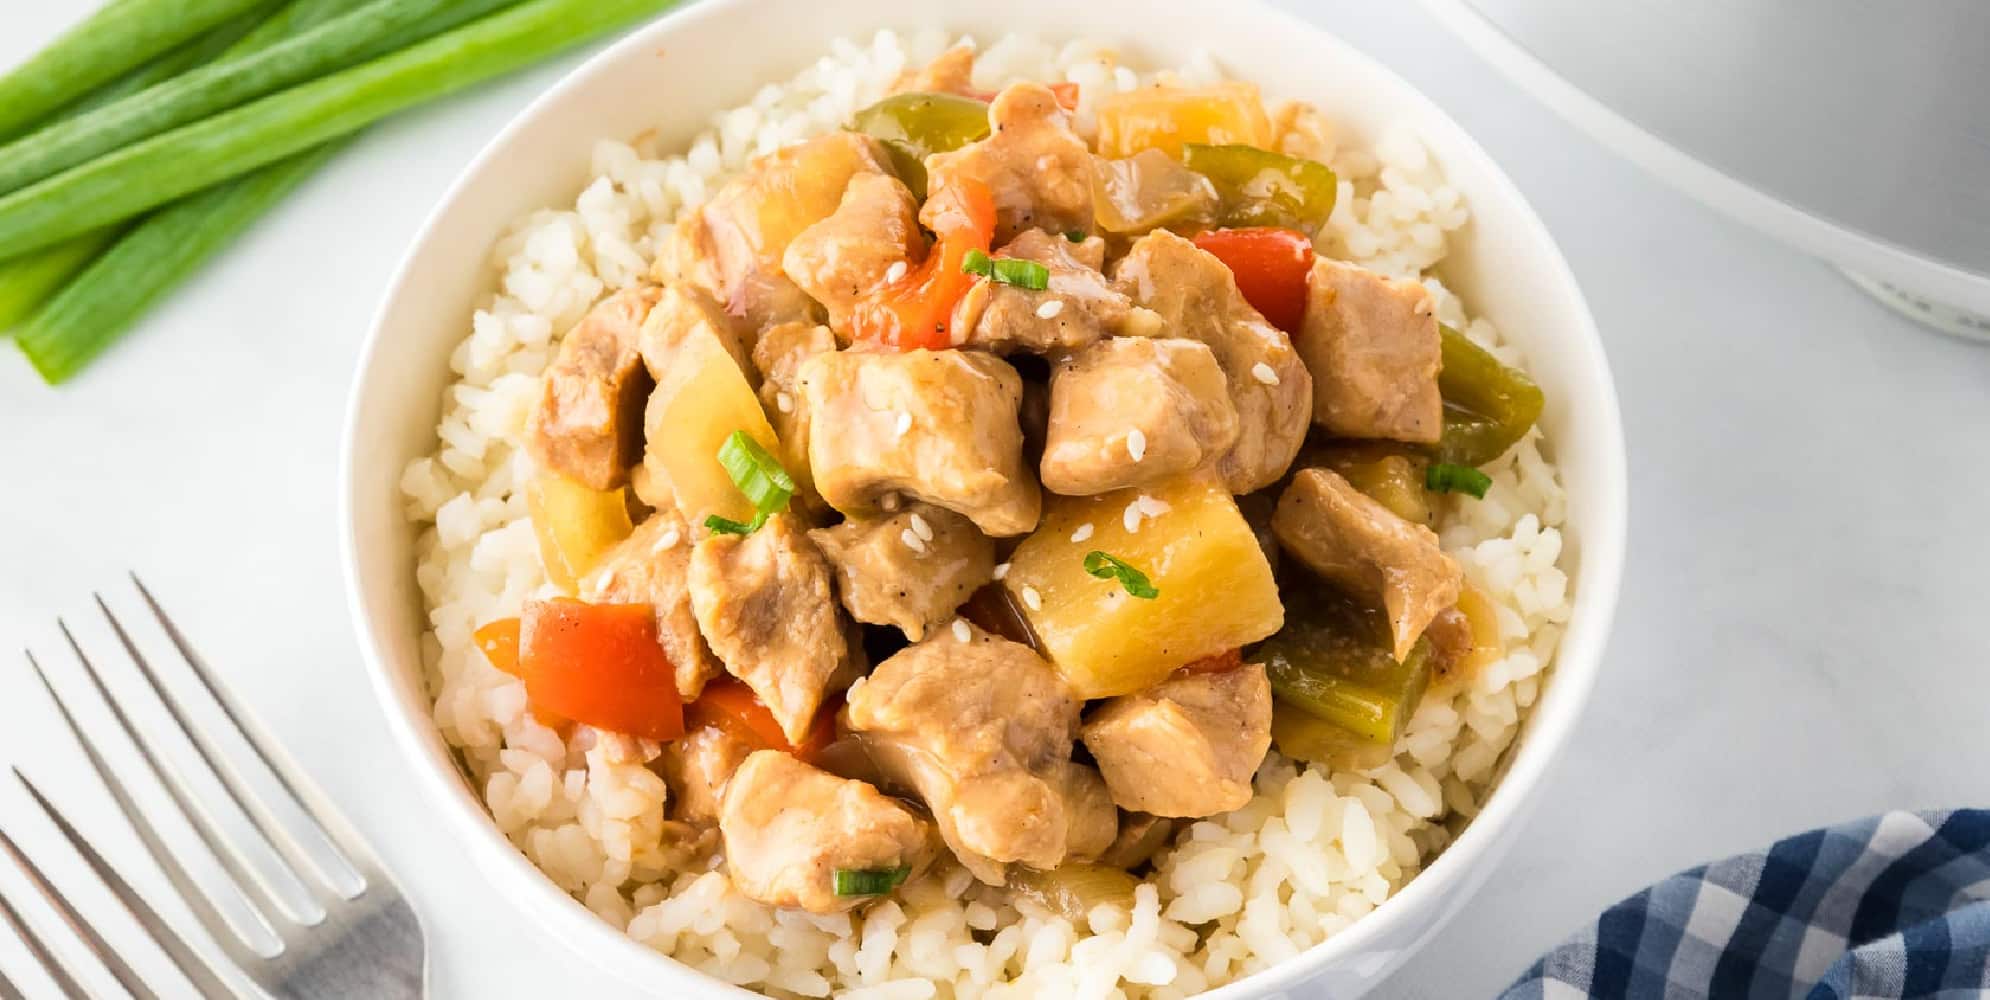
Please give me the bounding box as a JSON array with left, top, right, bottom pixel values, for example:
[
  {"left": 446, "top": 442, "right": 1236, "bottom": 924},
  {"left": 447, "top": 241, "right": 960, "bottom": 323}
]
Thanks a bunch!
[{"left": 2, "top": 2, "right": 1986, "bottom": 998}]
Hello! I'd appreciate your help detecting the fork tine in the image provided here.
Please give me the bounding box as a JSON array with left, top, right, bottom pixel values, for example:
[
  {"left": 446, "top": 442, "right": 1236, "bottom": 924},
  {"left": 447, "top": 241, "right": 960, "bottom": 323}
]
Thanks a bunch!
[
  {"left": 0, "top": 884, "right": 88, "bottom": 1000},
  {"left": 54, "top": 619, "right": 311, "bottom": 932},
  {"left": 129, "top": 576, "right": 369, "bottom": 890},
  {"left": 26, "top": 651, "right": 274, "bottom": 971},
  {"left": 15, "top": 770, "right": 244, "bottom": 1000},
  {"left": 0, "top": 826, "right": 160, "bottom": 1000}
]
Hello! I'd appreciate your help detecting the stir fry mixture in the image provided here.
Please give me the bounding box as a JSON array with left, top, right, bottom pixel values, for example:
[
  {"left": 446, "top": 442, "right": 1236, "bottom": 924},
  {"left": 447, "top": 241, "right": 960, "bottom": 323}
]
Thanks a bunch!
[{"left": 473, "top": 48, "right": 1544, "bottom": 919}]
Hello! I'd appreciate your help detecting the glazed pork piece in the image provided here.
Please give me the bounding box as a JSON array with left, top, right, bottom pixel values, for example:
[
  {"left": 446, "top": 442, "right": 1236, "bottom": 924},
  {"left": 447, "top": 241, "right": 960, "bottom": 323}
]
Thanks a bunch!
[
  {"left": 657, "top": 724, "right": 753, "bottom": 825},
  {"left": 809, "top": 502, "right": 994, "bottom": 642},
  {"left": 843, "top": 624, "right": 1102, "bottom": 885},
  {"left": 577, "top": 510, "right": 722, "bottom": 701},
  {"left": 1272, "top": 467, "right": 1463, "bottom": 661},
  {"left": 954, "top": 230, "right": 1154, "bottom": 355},
  {"left": 781, "top": 172, "right": 925, "bottom": 333},
  {"left": 1040, "top": 337, "right": 1240, "bottom": 496},
  {"left": 750, "top": 319, "right": 837, "bottom": 510},
  {"left": 797, "top": 348, "right": 1040, "bottom": 536},
  {"left": 1297, "top": 257, "right": 1443, "bottom": 443},
  {"left": 668, "top": 130, "right": 889, "bottom": 328},
  {"left": 688, "top": 514, "right": 860, "bottom": 744},
  {"left": 1112, "top": 229, "right": 1311, "bottom": 494},
  {"left": 1080, "top": 664, "right": 1273, "bottom": 818},
  {"left": 924, "top": 82, "right": 1095, "bottom": 245},
  {"left": 719, "top": 750, "right": 933, "bottom": 914},
  {"left": 526, "top": 285, "right": 661, "bottom": 490}
]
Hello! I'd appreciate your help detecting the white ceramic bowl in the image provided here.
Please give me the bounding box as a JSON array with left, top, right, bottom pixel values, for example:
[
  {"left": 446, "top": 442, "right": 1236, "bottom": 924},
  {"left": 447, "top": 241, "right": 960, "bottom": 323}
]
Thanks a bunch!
[{"left": 340, "top": 0, "right": 1627, "bottom": 995}]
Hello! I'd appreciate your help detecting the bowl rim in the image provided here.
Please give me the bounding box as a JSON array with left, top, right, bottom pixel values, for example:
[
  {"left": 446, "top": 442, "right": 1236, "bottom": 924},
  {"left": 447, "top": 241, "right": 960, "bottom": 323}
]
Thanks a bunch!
[{"left": 338, "top": 1, "right": 1627, "bottom": 995}]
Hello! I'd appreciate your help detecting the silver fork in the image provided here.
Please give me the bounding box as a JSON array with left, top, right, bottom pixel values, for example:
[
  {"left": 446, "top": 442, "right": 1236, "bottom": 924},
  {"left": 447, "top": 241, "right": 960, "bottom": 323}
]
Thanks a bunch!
[{"left": 9, "top": 575, "right": 426, "bottom": 998}]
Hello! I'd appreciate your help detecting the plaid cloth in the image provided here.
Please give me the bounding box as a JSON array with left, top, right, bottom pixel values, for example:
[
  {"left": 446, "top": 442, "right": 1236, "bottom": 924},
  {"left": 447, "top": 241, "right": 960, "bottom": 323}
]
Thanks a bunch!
[{"left": 1504, "top": 810, "right": 1990, "bottom": 999}]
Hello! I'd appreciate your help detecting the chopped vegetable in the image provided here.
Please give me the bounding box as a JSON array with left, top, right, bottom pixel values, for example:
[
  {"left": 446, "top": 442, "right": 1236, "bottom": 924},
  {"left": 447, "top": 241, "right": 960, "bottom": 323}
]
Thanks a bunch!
[
  {"left": 1190, "top": 226, "right": 1314, "bottom": 332},
  {"left": 0, "top": 0, "right": 272, "bottom": 143},
  {"left": 1007, "top": 863, "right": 1139, "bottom": 923},
  {"left": 1094, "top": 82, "right": 1272, "bottom": 159},
  {"left": 849, "top": 91, "right": 989, "bottom": 197},
  {"left": 1063, "top": 229, "right": 1086, "bottom": 242},
  {"left": 0, "top": 0, "right": 519, "bottom": 194},
  {"left": 0, "top": 0, "right": 680, "bottom": 257},
  {"left": 848, "top": 177, "right": 995, "bottom": 350},
  {"left": 1256, "top": 582, "right": 1431, "bottom": 749},
  {"left": 961, "top": 250, "right": 1049, "bottom": 290},
  {"left": 519, "top": 598, "right": 684, "bottom": 741},
  {"left": 642, "top": 318, "right": 784, "bottom": 530},
  {"left": 686, "top": 678, "right": 834, "bottom": 763},
  {"left": 17, "top": 141, "right": 343, "bottom": 382},
  {"left": 1435, "top": 323, "right": 1546, "bottom": 466},
  {"left": 474, "top": 616, "right": 567, "bottom": 728},
  {"left": 1424, "top": 462, "right": 1492, "bottom": 498},
  {"left": 1006, "top": 477, "right": 1283, "bottom": 698},
  {"left": 703, "top": 514, "right": 762, "bottom": 536},
  {"left": 833, "top": 866, "right": 911, "bottom": 897},
  {"left": 1181, "top": 143, "right": 1337, "bottom": 233},
  {"left": 524, "top": 472, "right": 635, "bottom": 593},
  {"left": 959, "top": 583, "right": 1039, "bottom": 650},
  {"left": 1081, "top": 551, "right": 1159, "bottom": 599},
  {"left": 1425, "top": 582, "right": 1502, "bottom": 695},
  {"left": 716, "top": 430, "right": 795, "bottom": 520},
  {"left": 58, "top": 5, "right": 272, "bottom": 120},
  {"left": 1090, "top": 148, "right": 1217, "bottom": 235},
  {"left": 1306, "top": 444, "right": 1432, "bottom": 525},
  {"left": 1269, "top": 700, "right": 1394, "bottom": 772}
]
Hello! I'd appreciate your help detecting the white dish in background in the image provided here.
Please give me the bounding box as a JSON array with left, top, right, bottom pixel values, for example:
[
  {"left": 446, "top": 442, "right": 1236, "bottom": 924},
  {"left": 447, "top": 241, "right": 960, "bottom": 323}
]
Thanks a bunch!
[{"left": 339, "top": 0, "right": 1627, "bottom": 995}]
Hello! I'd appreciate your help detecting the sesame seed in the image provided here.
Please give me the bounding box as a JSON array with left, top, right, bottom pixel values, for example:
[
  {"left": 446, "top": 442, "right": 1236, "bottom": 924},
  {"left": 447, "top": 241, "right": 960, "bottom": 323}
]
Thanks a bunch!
[
  {"left": 775, "top": 391, "right": 794, "bottom": 413},
  {"left": 900, "top": 528, "right": 927, "bottom": 553},
  {"left": 1137, "top": 495, "right": 1172, "bottom": 517},
  {"left": 655, "top": 527, "right": 681, "bottom": 552},
  {"left": 1126, "top": 428, "right": 1146, "bottom": 462},
  {"left": 1123, "top": 502, "right": 1143, "bottom": 533},
  {"left": 894, "top": 411, "right": 913, "bottom": 437},
  {"left": 1035, "top": 299, "right": 1065, "bottom": 319},
  {"left": 884, "top": 260, "right": 908, "bottom": 284},
  {"left": 879, "top": 493, "right": 902, "bottom": 512},
  {"left": 1021, "top": 585, "right": 1043, "bottom": 611},
  {"left": 992, "top": 562, "right": 1011, "bottom": 580},
  {"left": 1070, "top": 523, "right": 1094, "bottom": 543},
  {"left": 909, "top": 512, "right": 933, "bottom": 541},
  {"left": 1251, "top": 362, "right": 1280, "bottom": 386},
  {"left": 952, "top": 619, "right": 972, "bottom": 643}
]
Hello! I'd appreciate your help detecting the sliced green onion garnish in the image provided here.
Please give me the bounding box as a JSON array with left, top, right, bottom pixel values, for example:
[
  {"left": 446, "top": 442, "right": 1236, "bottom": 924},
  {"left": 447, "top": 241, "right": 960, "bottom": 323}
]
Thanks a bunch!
[
  {"left": 1425, "top": 462, "right": 1492, "bottom": 499},
  {"left": 704, "top": 513, "right": 765, "bottom": 536},
  {"left": 1063, "top": 229, "right": 1086, "bottom": 243},
  {"left": 717, "top": 430, "right": 794, "bottom": 521},
  {"left": 961, "top": 248, "right": 993, "bottom": 277},
  {"left": 1082, "top": 551, "right": 1159, "bottom": 599},
  {"left": 991, "top": 258, "right": 1049, "bottom": 290},
  {"left": 833, "top": 866, "right": 911, "bottom": 897}
]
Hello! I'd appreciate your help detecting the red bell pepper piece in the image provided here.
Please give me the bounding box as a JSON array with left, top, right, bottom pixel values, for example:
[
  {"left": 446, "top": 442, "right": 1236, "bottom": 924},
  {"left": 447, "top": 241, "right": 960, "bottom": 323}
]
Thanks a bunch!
[
  {"left": 518, "top": 599, "right": 683, "bottom": 741},
  {"left": 848, "top": 177, "right": 996, "bottom": 350},
  {"left": 1192, "top": 226, "right": 1315, "bottom": 334},
  {"left": 684, "top": 678, "right": 834, "bottom": 763}
]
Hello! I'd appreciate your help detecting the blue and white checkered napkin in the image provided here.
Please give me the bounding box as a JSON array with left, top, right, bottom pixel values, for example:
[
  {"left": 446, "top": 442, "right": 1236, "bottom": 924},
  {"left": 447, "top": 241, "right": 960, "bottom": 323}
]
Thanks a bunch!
[{"left": 1503, "top": 810, "right": 1990, "bottom": 999}]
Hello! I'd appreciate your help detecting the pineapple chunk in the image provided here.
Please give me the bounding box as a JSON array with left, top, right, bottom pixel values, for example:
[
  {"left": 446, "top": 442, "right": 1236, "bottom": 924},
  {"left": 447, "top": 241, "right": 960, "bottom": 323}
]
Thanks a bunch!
[
  {"left": 1004, "top": 476, "right": 1282, "bottom": 698},
  {"left": 639, "top": 317, "right": 784, "bottom": 533},
  {"left": 525, "top": 474, "right": 635, "bottom": 593},
  {"left": 1095, "top": 82, "right": 1273, "bottom": 159}
]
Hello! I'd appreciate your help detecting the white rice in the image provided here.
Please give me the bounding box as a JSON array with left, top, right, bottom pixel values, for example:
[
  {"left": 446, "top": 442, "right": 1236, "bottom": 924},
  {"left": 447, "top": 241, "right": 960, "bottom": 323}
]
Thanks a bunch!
[{"left": 400, "top": 29, "right": 1572, "bottom": 999}]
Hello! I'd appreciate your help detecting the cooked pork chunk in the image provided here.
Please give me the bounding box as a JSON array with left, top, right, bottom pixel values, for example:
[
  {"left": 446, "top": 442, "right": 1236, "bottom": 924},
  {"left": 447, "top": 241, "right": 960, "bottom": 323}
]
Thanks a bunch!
[
  {"left": 782, "top": 173, "right": 925, "bottom": 333},
  {"left": 1050, "top": 761, "right": 1119, "bottom": 862},
  {"left": 1298, "top": 257, "right": 1442, "bottom": 443},
  {"left": 810, "top": 503, "right": 994, "bottom": 641},
  {"left": 1040, "top": 337, "right": 1240, "bottom": 495},
  {"left": 527, "top": 285, "right": 661, "bottom": 490},
  {"left": 751, "top": 320, "right": 837, "bottom": 511},
  {"left": 658, "top": 724, "right": 752, "bottom": 825},
  {"left": 894, "top": 42, "right": 977, "bottom": 96},
  {"left": 669, "top": 131, "right": 889, "bottom": 327},
  {"left": 797, "top": 349, "right": 1040, "bottom": 536},
  {"left": 638, "top": 283, "right": 755, "bottom": 386},
  {"left": 579, "top": 510, "right": 722, "bottom": 700},
  {"left": 843, "top": 625, "right": 1088, "bottom": 884},
  {"left": 1079, "top": 664, "right": 1273, "bottom": 818},
  {"left": 924, "top": 82, "right": 1094, "bottom": 245},
  {"left": 1112, "top": 229, "right": 1311, "bottom": 494},
  {"left": 954, "top": 230, "right": 1154, "bottom": 355},
  {"left": 1272, "top": 468, "right": 1462, "bottom": 661},
  {"left": 688, "top": 514, "right": 859, "bottom": 743},
  {"left": 719, "top": 750, "right": 933, "bottom": 914}
]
